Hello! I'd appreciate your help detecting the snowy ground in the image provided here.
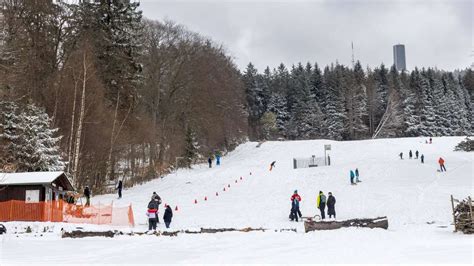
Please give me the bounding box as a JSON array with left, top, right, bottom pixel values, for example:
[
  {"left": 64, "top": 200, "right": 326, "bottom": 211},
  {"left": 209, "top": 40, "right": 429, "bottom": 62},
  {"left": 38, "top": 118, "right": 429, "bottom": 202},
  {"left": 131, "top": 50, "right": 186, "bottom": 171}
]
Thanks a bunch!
[{"left": 1, "top": 136, "right": 473, "bottom": 264}]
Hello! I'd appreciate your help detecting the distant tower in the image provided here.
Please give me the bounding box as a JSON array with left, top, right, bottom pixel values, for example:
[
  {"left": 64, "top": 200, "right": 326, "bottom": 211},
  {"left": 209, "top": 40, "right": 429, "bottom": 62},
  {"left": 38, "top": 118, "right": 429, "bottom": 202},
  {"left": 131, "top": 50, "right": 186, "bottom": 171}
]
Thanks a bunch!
[{"left": 393, "top": 44, "right": 406, "bottom": 71}]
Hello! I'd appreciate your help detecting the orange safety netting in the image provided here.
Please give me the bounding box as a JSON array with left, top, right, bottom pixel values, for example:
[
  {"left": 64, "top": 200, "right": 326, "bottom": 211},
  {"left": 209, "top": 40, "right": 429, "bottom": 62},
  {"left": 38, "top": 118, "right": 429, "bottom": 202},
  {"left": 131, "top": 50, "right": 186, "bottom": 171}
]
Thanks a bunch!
[{"left": 0, "top": 200, "right": 134, "bottom": 227}]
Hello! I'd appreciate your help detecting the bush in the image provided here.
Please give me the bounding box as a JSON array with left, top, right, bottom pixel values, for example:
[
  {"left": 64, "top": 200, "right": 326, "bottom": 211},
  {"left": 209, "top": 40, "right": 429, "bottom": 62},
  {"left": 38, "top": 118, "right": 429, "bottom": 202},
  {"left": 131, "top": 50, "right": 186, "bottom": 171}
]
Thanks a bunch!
[{"left": 454, "top": 137, "right": 473, "bottom": 152}]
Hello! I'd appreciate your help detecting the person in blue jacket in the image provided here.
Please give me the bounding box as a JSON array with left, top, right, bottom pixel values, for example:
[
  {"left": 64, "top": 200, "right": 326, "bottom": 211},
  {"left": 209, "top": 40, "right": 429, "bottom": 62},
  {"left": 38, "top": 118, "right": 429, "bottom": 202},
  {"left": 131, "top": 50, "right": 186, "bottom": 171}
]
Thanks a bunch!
[
  {"left": 216, "top": 154, "right": 221, "bottom": 166},
  {"left": 350, "top": 170, "right": 356, "bottom": 185}
]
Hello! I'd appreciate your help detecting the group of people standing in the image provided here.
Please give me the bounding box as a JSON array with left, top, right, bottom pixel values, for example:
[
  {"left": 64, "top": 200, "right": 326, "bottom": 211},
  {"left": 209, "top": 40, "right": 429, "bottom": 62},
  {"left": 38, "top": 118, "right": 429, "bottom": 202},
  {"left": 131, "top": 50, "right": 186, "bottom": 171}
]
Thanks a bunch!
[
  {"left": 146, "top": 192, "right": 173, "bottom": 231},
  {"left": 289, "top": 190, "right": 337, "bottom": 222},
  {"left": 399, "top": 150, "right": 424, "bottom": 163}
]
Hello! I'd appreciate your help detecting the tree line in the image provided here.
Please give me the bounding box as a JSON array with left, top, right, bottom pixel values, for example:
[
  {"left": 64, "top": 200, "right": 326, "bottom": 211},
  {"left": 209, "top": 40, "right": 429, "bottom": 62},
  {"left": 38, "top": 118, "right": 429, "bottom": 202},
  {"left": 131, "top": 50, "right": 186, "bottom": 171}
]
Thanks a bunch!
[
  {"left": 0, "top": 0, "right": 247, "bottom": 191},
  {"left": 243, "top": 62, "right": 473, "bottom": 141}
]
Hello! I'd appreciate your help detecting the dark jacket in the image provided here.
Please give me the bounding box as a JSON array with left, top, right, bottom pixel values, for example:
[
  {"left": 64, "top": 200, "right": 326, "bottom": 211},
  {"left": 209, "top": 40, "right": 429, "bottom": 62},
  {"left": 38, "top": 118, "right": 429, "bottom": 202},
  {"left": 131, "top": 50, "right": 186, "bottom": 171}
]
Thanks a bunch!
[
  {"left": 117, "top": 180, "right": 123, "bottom": 190},
  {"left": 148, "top": 200, "right": 159, "bottom": 210},
  {"left": 163, "top": 206, "right": 173, "bottom": 223},
  {"left": 327, "top": 195, "right": 336, "bottom": 215},
  {"left": 84, "top": 187, "right": 91, "bottom": 198},
  {"left": 152, "top": 194, "right": 162, "bottom": 205}
]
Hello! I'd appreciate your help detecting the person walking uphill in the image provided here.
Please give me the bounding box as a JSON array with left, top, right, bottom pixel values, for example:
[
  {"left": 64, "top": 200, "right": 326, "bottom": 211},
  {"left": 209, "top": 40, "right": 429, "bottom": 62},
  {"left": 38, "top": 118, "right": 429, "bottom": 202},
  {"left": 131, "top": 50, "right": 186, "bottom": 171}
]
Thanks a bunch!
[
  {"left": 216, "top": 154, "right": 221, "bottom": 166},
  {"left": 438, "top": 157, "right": 447, "bottom": 172},
  {"left": 421, "top": 154, "right": 424, "bottom": 164},
  {"left": 116, "top": 180, "right": 123, "bottom": 199},
  {"left": 355, "top": 168, "right": 360, "bottom": 182},
  {"left": 409, "top": 150, "right": 413, "bottom": 159},
  {"left": 399, "top": 152, "right": 403, "bottom": 159},
  {"left": 270, "top": 161, "right": 276, "bottom": 171},
  {"left": 84, "top": 186, "right": 91, "bottom": 207},
  {"left": 415, "top": 150, "right": 419, "bottom": 159},
  {"left": 163, "top": 205, "right": 173, "bottom": 228},
  {"left": 317, "top": 191, "right": 326, "bottom": 220},
  {"left": 327, "top": 192, "right": 336, "bottom": 219}
]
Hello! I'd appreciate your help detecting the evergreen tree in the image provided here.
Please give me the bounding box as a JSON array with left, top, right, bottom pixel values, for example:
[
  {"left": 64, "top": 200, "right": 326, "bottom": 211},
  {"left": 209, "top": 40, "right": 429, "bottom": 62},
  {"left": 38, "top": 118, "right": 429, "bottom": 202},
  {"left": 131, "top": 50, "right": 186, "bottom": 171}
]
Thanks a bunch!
[
  {"left": 243, "top": 63, "right": 265, "bottom": 139},
  {"left": 323, "top": 65, "right": 346, "bottom": 140},
  {"left": 183, "top": 127, "right": 199, "bottom": 167}
]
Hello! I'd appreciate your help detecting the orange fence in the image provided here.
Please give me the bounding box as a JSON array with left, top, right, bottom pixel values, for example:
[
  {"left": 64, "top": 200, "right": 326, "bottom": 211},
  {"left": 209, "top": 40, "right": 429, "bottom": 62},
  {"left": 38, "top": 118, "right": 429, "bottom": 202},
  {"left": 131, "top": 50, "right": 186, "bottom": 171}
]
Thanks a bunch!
[{"left": 0, "top": 200, "right": 134, "bottom": 227}]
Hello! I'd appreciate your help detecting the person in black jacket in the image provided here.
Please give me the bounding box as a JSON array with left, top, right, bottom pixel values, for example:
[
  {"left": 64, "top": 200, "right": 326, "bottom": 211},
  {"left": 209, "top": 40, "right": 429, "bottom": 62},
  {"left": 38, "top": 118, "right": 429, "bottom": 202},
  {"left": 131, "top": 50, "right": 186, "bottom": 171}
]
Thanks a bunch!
[
  {"left": 116, "top": 180, "right": 123, "bottom": 199},
  {"left": 208, "top": 157, "right": 213, "bottom": 168},
  {"left": 327, "top": 192, "right": 336, "bottom": 219},
  {"left": 151, "top": 192, "right": 162, "bottom": 222},
  {"left": 163, "top": 205, "right": 173, "bottom": 228},
  {"left": 84, "top": 186, "right": 91, "bottom": 207}
]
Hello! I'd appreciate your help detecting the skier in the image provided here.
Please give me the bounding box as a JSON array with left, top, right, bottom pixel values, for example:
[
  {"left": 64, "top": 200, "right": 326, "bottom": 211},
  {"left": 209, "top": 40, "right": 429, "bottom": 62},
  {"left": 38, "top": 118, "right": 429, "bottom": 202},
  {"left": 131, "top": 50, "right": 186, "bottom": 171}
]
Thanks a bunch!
[
  {"left": 327, "top": 192, "right": 336, "bottom": 219},
  {"left": 350, "top": 170, "right": 356, "bottom": 185},
  {"left": 438, "top": 157, "right": 446, "bottom": 172},
  {"left": 415, "top": 150, "right": 419, "bottom": 159},
  {"left": 355, "top": 168, "right": 361, "bottom": 182},
  {"left": 270, "top": 161, "right": 276, "bottom": 171},
  {"left": 289, "top": 198, "right": 301, "bottom": 222},
  {"left": 216, "top": 154, "right": 221, "bottom": 166},
  {"left": 208, "top": 157, "right": 212, "bottom": 168},
  {"left": 116, "top": 179, "right": 123, "bottom": 199},
  {"left": 163, "top": 205, "right": 173, "bottom": 229},
  {"left": 84, "top": 186, "right": 91, "bottom": 207},
  {"left": 147, "top": 198, "right": 159, "bottom": 231},
  {"left": 409, "top": 150, "right": 413, "bottom": 159},
  {"left": 399, "top": 152, "right": 403, "bottom": 159},
  {"left": 421, "top": 154, "right": 425, "bottom": 164},
  {"left": 317, "top": 191, "right": 326, "bottom": 220}
]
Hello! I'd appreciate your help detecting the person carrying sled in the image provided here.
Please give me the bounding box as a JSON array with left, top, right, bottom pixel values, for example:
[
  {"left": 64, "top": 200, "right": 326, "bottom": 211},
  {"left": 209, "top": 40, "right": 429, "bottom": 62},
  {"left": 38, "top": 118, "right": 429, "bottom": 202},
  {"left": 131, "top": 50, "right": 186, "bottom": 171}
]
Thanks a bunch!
[
  {"left": 163, "top": 205, "right": 173, "bottom": 228},
  {"left": 116, "top": 179, "right": 123, "bottom": 199},
  {"left": 317, "top": 191, "right": 326, "bottom": 219},
  {"left": 409, "top": 150, "right": 413, "bottom": 159},
  {"left": 438, "top": 157, "right": 446, "bottom": 172},
  {"left": 270, "top": 161, "right": 276, "bottom": 171},
  {"left": 415, "top": 150, "right": 419, "bottom": 159},
  {"left": 84, "top": 186, "right": 91, "bottom": 207},
  {"left": 208, "top": 157, "right": 212, "bottom": 168},
  {"left": 350, "top": 170, "right": 356, "bottom": 185},
  {"left": 355, "top": 168, "right": 360, "bottom": 182},
  {"left": 147, "top": 198, "right": 159, "bottom": 231},
  {"left": 327, "top": 192, "right": 336, "bottom": 219}
]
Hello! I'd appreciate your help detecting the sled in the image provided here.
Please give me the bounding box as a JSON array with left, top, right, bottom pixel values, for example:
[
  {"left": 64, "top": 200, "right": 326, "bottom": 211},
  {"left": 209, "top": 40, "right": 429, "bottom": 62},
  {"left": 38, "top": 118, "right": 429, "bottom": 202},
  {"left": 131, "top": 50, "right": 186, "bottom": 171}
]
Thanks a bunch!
[{"left": 301, "top": 214, "right": 321, "bottom": 221}]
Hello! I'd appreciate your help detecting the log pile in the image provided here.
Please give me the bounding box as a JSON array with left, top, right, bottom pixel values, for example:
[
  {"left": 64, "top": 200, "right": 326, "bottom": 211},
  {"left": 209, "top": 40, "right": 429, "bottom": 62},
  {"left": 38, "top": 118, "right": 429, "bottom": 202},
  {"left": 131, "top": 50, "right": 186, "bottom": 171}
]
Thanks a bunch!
[
  {"left": 62, "top": 230, "right": 115, "bottom": 238},
  {"left": 451, "top": 195, "right": 473, "bottom": 234},
  {"left": 304, "top": 216, "right": 388, "bottom": 232}
]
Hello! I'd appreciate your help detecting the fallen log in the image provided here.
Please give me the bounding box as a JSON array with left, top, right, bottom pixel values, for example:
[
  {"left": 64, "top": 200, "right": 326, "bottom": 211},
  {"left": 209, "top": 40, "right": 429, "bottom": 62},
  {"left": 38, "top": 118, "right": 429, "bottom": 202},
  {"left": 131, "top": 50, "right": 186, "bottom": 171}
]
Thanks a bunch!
[
  {"left": 62, "top": 230, "right": 115, "bottom": 238},
  {"left": 304, "top": 216, "right": 388, "bottom": 232}
]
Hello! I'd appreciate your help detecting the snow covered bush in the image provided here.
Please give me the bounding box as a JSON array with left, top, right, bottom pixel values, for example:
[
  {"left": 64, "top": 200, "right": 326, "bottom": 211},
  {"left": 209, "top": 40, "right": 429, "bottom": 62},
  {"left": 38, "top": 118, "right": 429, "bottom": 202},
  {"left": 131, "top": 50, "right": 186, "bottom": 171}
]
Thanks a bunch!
[{"left": 454, "top": 137, "right": 473, "bottom": 152}]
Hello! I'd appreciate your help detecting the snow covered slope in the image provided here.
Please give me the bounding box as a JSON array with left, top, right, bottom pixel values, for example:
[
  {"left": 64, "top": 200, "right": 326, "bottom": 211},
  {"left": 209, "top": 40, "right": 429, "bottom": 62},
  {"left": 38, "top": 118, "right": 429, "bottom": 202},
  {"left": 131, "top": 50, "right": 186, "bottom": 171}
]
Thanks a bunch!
[
  {"left": 1, "top": 136, "right": 473, "bottom": 264},
  {"left": 94, "top": 136, "right": 472, "bottom": 231}
]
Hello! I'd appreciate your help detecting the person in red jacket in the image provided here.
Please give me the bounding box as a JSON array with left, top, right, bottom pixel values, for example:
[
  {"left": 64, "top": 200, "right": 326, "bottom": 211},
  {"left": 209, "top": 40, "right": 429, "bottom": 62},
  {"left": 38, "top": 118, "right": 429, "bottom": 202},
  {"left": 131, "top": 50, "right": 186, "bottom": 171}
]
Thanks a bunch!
[
  {"left": 438, "top": 157, "right": 446, "bottom": 172},
  {"left": 290, "top": 190, "right": 302, "bottom": 219}
]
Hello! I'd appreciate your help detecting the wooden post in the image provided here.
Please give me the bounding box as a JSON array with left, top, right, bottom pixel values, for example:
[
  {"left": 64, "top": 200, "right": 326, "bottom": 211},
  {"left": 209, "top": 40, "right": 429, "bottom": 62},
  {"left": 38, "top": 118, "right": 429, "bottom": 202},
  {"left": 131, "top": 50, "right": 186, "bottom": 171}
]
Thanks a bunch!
[{"left": 450, "top": 195, "right": 457, "bottom": 232}]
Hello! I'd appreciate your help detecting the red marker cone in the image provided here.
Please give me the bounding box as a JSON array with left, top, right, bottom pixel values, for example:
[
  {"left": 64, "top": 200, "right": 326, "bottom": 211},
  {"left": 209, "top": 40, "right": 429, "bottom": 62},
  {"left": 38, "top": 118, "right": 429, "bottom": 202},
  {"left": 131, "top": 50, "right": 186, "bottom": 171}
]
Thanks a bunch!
[
  {"left": 194, "top": 199, "right": 198, "bottom": 204},
  {"left": 175, "top": 206, "right": 178, "bottom": 211},
  {"left": 216, "top": 192, "right": 219, "bottom": 196},
  {"left": 204, "top": 196, "right": 208, "bottom": 201}
]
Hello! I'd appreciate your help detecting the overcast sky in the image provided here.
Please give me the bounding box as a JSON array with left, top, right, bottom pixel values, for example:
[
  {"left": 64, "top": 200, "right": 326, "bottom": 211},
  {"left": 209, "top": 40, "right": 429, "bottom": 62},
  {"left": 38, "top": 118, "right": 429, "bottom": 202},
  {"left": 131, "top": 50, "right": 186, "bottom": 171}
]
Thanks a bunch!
[{"left": 139, "top": 0, "right": 472, "bottom": 72}]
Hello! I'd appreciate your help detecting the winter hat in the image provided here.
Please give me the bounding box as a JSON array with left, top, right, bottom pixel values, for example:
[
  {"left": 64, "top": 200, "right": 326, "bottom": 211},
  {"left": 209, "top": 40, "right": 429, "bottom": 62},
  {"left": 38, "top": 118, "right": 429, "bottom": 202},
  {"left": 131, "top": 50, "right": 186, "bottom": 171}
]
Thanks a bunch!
[
  {"left": 294, "top": 190, "right": 298, "bottom": 194},
  {"left": 328, "top": 192, "right": 332, "bottom": 195}
]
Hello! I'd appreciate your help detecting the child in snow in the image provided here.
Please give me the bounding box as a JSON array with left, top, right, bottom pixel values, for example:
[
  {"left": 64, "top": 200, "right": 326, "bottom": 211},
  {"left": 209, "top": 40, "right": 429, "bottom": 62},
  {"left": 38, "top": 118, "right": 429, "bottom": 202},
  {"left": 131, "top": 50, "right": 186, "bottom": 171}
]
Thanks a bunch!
[
  {"left": 327, "top": 192, "right": 336, "bottom": 219},
  {"left": 350, "top": 170, "right": 356, "bottom": 185},
  {"left": 355, "top": 168, "right": 360, "bottom": 182},
  {"left": 438, "top": 157, "right": 446, "bottom": 172},
  {"left": 163, "top": 205, "right": 173, "bottom": 228},
  {"left": 399, "top": 152, "right": 403, "bottom": 159},
  {"left": 409, "top": 150, "right": 413, "bottom": 159},
  {"left": 421, "top": 154, "right": 425, "bottom": 164},
  {"left": 317, "top": 191, "right": 326, "bottom": 220},
  {"left": 415, "top": 150, "right": 419, "bottom": 159}
]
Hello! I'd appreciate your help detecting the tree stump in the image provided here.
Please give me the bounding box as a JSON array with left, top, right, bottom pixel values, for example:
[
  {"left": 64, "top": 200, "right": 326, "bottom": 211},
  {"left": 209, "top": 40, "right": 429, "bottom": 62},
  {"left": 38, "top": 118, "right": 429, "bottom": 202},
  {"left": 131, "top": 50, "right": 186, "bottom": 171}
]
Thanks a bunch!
[{"left": 304, "top": 216, "right": 388, "bottom": 232}]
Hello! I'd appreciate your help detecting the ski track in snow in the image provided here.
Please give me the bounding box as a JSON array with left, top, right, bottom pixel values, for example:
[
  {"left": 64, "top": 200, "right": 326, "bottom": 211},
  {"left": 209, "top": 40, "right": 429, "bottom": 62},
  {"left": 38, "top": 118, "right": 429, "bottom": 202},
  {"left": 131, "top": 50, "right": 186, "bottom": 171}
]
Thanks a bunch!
[{"left": 0, "top": 136, "right": 473, "bottom": 264}]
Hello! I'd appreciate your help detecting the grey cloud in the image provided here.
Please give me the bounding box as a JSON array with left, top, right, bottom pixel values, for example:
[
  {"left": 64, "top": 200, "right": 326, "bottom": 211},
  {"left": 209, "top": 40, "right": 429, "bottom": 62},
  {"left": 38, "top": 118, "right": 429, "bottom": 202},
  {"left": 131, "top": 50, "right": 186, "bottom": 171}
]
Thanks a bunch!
[{"left": 139, "top": 0, "right": 472, "bottom": 71}]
